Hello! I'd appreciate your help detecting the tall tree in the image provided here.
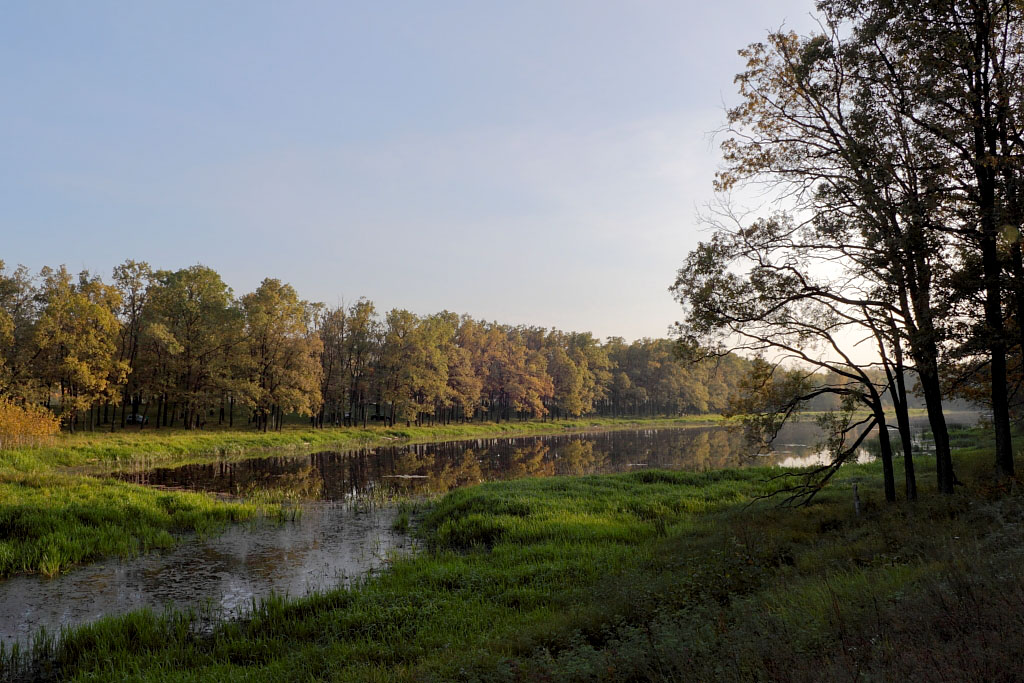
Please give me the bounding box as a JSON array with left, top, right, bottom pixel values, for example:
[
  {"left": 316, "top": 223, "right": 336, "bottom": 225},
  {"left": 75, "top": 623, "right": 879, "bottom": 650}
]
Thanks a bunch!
[
  {"left": 841, "top": 0, "right": 1023, "bottom": 477},
  {"left": 378, "top": 309, "right": 448, "bottom": 425},
  {"left": 33, "top": 267, "right": 126, "bottom": 431},
  {"left": 318, "top": 304, "right": 348, "bottom": 426},
  {"left": 112, "top": 260, "right": 153, "bottom": 426},
  {"left": 142, "top": 265, "right": 241, "bottom": 430},
  {"left": 673, "top": 217, "right": 904, "bottom": 502},
  {"left": 241, "top": 279, "right": 322, "bottom": 431},
  {"left": 712, "top": 10, "right": 966, "bottom": 491},
  {"left": 0, "top": 262, "right": 41, "bottom": 400}
]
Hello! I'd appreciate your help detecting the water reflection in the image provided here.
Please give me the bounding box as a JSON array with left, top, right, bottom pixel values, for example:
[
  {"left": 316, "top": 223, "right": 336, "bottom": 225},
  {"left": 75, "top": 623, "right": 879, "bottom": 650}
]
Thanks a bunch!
[
  {"left": 119, "top": 416, "right": 978, "bottom": 500},
  {"left": 776, "top": 414, "right": 976, "bottom": 467},
  {"left": 118, "top": 427, "right": 763, "bottom": 500}
]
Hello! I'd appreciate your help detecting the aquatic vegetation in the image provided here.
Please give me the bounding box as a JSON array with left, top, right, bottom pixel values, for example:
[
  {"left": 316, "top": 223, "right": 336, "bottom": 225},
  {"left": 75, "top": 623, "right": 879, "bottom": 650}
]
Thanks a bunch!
[{"left": 0, "top": 472, "right": 272, "bottom": 578}]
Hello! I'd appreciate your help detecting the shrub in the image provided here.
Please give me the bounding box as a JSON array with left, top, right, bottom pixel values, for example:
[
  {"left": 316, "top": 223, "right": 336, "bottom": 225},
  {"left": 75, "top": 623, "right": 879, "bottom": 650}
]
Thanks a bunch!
[{"left": 0, "top": 398, "right": 60, "bottom": 449}]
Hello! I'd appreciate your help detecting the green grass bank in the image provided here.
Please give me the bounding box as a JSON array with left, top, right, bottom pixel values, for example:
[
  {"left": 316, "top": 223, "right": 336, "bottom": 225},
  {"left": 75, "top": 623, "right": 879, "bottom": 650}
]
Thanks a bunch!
[
  {"left": 5, "top": 428, "right": 1019, "bottom": 681},
  {"left": 0, "top": 472, "right": 277, "bottom": 578}
]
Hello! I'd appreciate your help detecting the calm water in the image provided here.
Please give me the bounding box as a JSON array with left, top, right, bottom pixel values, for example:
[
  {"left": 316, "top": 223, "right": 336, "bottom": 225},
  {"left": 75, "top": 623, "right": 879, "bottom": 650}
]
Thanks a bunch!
[
  {"left": 0, "top": 504, "right": 406, "bottom": 647},
  {"left": 114, "top": 414, "right": 978, "bottom": 500},
  {"left": 0, "top": 413, "right": 979, "bottom": 643}
]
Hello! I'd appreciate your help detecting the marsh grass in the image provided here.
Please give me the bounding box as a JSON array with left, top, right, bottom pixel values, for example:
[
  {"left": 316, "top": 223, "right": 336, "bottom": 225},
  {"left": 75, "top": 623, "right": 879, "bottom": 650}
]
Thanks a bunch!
[
  {"left": 0, "top": 472, "right": 277, "bottom": 578},
  {"left": 6, "top": 432, "right": 1020, "bottom": 682}
]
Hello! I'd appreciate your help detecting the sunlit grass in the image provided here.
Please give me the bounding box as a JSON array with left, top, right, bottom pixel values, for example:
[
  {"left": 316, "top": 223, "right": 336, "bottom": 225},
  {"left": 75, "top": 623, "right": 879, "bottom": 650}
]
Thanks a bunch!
[{"left": 0, "top": 472, "right": 275, "bottom": 577}]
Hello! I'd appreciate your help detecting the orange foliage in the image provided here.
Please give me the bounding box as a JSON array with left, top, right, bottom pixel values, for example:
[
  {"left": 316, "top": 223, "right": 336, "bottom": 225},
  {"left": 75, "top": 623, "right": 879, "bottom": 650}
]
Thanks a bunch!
[{"left": 0, "top": 398, "right": 60, "bottom": 449}]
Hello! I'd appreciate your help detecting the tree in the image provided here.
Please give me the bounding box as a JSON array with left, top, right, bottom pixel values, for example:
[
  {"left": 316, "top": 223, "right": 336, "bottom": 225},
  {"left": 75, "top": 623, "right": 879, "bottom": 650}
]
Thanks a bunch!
[
  {"left": 0, "top": 262, "right": 41, "bottom": 400},
  {"left": 33, "top": 267, "right": 126, "bottom": 431},
  {"left": 819, "top": 0, "right": 1024, "bottom": 477},
  {"left": 141, "top": 265, "right": 241, "bottom": 430},
  {"left": 672, "top": 219, "right": 904, "bottom": 502},
  {"left": 378, "top": 309, "right": 448, "bottom": 425},
  {"left": 706, "top": 6, "right": 982, "bottom": 493},
  {"left": 112, "top": 260, "right": 153, "bottom": 426},
  {"left": 483, "top": 328, "right": 552, "bottom": 420},
  {"left": 241, "top": 279, "right": 322, "bottom": 431},
  {"left": 318, "top": 304, "right": 348, "bottom": 426},
  {"left": 547, "top": 345, "right": 587, "bottom": 417}
]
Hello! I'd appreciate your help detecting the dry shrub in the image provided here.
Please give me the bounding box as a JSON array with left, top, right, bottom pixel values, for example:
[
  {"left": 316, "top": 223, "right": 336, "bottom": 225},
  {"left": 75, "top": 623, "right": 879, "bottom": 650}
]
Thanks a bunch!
[{"left": 0, "top": 397, "right": 59, "bottom": 449}]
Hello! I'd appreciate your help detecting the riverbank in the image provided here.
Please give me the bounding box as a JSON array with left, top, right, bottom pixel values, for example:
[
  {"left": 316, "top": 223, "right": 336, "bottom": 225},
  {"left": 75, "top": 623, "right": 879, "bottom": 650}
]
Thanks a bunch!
[
  {"left": 5, "top": 426, "right": 1017, "bottom": 681},
  {"left": 1, "top": 415, "right": 726, "bottom": 474},
  {"left": 0, "top": 417, "right": 721, "bottom": 579}
]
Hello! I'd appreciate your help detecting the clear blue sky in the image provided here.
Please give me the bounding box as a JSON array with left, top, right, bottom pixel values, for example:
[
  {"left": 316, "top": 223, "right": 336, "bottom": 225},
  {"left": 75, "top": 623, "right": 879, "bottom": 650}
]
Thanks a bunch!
[{"left": 1, "top": 1, "right": 816, "bottom": 341}]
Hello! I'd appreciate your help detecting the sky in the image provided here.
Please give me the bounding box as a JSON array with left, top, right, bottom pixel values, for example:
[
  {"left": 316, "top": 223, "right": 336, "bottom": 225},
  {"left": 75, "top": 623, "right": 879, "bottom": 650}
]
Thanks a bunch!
[{"left": 1, "top": 1, "right": 818, "bottom": 342}]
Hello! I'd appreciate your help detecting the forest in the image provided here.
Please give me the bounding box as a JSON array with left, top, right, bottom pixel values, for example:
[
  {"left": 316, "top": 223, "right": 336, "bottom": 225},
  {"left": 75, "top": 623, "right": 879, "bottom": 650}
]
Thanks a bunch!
[{"left": 0, "top": 260, "right": 755, "bottom": 434}]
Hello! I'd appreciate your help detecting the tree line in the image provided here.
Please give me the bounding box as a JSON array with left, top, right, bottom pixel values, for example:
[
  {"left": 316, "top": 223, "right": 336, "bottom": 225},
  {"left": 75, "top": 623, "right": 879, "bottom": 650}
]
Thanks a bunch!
[
  {"left": 673, "top": 0, "right": 1020, "bottom": 503},
  {"left": 0, "top": 260, "right": 754, "bottom": 432}
]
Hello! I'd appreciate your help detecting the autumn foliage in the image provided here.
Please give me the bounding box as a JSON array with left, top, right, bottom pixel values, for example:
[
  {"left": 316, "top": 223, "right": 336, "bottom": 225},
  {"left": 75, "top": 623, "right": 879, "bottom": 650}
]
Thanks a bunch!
[{"left": 0, "top": 397, "right": 59, "bottom": 448}]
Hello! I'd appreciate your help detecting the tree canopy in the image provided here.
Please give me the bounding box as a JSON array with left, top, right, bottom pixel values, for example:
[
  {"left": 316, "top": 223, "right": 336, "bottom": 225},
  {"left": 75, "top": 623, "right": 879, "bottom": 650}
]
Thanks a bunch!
[{"left": 0, "top": 260, "right": 755, "bottom": 431}]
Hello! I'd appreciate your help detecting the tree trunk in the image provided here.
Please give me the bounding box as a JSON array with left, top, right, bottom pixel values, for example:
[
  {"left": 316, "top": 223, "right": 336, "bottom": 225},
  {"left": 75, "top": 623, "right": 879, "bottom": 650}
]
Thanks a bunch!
[
  {"left": 893, "top": 368, "right": 917, "bottom": 501},
  {"left": 873, "top": 405, "right": 897, "bottom": 503},
  {"left": 979, "top": 222, "right": 1015, "bottom": 477},
  {"left": 917, "top": 363, "right": 954, "bottom": 493}
]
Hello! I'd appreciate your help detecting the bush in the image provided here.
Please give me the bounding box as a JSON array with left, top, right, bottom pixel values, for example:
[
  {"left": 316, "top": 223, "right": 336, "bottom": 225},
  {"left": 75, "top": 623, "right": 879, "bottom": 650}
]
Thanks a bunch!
[{"left": 0, "top": 398, "right": 59, "bottom": 449}]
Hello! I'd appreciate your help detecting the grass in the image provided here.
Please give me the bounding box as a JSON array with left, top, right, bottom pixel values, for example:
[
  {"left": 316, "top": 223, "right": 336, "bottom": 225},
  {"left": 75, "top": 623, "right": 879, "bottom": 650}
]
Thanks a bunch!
[
  {"left": 0, "top": 415, "right": 726, "bottom": 474},
  {"left": 0, "top": 472, "right": 283, "bottom": 578},
  {"left": 3, "top": 425, "right": 1019, "bottom": 681}
]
